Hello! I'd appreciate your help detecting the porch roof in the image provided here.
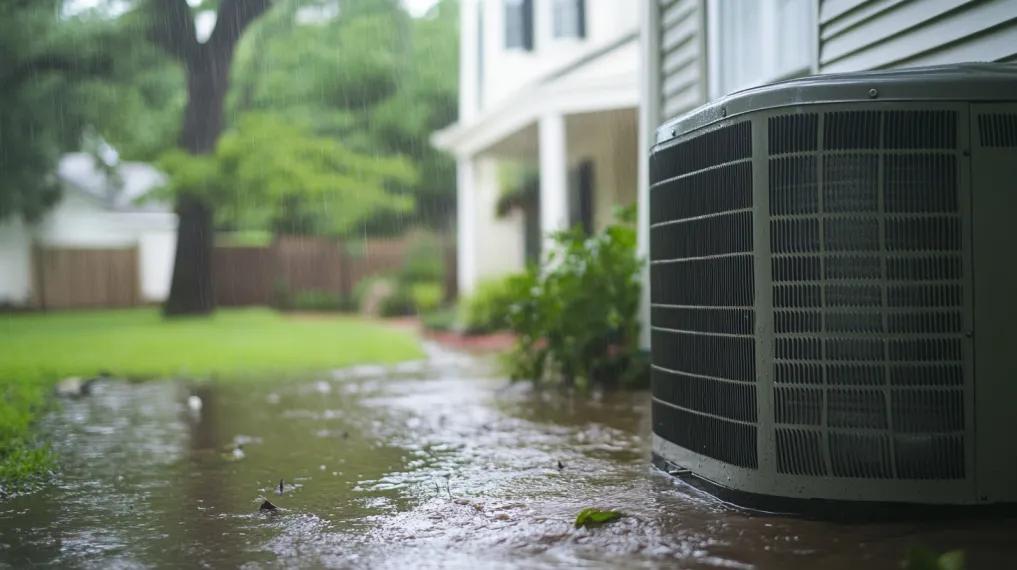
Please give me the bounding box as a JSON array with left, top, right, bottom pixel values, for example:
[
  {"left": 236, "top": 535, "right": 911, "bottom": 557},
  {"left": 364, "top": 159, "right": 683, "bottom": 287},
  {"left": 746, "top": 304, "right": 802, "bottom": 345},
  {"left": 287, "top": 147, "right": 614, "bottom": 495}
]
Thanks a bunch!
[{"left": 432, "top": 32, "right": 639, "bottom": 158}]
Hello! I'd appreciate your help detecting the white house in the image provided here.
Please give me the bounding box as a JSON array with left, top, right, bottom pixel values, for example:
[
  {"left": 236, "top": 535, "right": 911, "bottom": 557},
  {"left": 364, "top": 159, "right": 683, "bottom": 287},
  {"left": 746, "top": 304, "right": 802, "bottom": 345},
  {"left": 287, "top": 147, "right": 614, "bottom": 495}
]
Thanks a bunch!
[
  {"left": 0, "top": 153, "right": 177, "bottom": 309},
  {"left": 432, "top": 0, "right": 641, "bottom": 294},
  {"left": 433, "top": 0, "right": 1017, "bottom": 345}
]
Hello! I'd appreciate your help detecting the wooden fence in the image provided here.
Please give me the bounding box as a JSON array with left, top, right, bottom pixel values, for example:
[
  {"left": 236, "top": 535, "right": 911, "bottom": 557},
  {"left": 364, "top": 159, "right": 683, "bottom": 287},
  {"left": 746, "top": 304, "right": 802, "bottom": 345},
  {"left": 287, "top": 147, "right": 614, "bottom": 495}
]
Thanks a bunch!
[
  {"left": 34, "top": 246, "right": 139, "bottom": 309},
  {"left": 26, "top": 234, "right": 454, "bottom": 310},
  {"left": 214, "top": 234, "right": 455, "bottom": 307}
]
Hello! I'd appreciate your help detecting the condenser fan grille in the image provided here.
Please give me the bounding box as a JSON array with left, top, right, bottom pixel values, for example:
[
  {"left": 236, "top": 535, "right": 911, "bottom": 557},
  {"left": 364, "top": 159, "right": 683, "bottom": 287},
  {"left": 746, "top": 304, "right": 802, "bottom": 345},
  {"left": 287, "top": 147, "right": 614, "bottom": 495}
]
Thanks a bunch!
[{"left": 768, "top": 109, "right": 968, "bottom": 481}]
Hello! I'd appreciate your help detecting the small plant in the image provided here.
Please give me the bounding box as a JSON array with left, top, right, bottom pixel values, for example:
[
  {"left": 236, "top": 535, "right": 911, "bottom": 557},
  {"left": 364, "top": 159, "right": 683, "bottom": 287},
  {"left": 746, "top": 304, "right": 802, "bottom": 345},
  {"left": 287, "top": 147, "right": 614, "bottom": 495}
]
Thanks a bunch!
[
  {"left": 574, "top": 507, "right": 624, "bottom": 528},
  {"left": 503, "top": 207, "right": 647, "bottom": 388}
]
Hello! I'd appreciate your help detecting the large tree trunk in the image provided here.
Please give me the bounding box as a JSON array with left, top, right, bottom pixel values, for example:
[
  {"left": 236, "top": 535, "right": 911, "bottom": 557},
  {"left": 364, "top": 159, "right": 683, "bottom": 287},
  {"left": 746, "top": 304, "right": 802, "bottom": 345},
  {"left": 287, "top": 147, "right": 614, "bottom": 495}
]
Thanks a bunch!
[
  {"left": 164, "top": 194, "right": 216, "bottom": 315},
  {"left": 164, "top": 56, "right": 230, "bottom": 315},
  {"left": 157, "top": 0, "right": 270, "bottom": 316}
]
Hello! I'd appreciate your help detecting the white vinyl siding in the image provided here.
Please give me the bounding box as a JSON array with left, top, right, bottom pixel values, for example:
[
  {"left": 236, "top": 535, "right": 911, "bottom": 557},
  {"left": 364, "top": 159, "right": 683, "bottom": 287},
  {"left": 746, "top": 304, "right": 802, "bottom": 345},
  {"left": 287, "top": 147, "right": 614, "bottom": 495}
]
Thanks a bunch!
[
  {"left": 658, "top": 0, "right": 707, "bottom": 120},
  {"left": 819, "top": 0, "right": 1017, "bottom": 73}
]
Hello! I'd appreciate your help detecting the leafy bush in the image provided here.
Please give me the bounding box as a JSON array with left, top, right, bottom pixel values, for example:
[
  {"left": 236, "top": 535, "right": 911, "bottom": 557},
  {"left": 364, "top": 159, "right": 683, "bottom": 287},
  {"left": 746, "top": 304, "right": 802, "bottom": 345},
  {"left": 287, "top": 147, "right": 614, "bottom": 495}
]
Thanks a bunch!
[
  {"left": 504, "top": 210, "right": 646, "bottom": 388},
  {"left": 378, "top": 286, "right": 415, "bottom": 317},
  {"left": 409, "top": 281, "right": 443, "bottom": 313},
  {"left": 458, "top": 277, "right": 520, "bottom": 334}
]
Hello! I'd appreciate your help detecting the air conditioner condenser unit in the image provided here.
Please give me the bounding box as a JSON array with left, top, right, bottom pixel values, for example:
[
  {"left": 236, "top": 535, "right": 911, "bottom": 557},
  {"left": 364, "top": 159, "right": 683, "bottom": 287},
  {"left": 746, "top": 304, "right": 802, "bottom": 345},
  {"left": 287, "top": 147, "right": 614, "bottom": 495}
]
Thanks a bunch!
[{"left": 649, "top": 63, "right": 1017, "bottom": 511}]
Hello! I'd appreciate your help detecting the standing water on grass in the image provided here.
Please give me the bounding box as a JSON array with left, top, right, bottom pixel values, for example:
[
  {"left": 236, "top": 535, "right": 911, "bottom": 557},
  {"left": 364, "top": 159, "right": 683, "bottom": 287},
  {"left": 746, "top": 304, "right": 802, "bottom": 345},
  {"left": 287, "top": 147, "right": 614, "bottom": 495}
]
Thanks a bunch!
[{"left": 1, "top": 344, "right": 1015, "bottom": 569}]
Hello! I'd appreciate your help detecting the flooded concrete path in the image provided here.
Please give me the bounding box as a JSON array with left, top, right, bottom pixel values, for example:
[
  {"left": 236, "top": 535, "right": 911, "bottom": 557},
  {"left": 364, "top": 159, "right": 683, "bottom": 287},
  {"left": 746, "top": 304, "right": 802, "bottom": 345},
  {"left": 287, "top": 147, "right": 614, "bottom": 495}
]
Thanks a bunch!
[{"left": 1, "top": 344, "right": 1015, "bottom": 568}]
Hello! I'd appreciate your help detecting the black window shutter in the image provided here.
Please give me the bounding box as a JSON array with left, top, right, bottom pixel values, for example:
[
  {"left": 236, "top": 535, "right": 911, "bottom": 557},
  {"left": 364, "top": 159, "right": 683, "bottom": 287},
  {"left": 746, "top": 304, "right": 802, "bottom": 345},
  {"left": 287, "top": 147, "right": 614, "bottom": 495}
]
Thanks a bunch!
[
  {"left": 576, "top": 0, "right": 586, "bottom": 39},
  {"left": 522, "top": 0, "right": 534, "bottom": 50}
]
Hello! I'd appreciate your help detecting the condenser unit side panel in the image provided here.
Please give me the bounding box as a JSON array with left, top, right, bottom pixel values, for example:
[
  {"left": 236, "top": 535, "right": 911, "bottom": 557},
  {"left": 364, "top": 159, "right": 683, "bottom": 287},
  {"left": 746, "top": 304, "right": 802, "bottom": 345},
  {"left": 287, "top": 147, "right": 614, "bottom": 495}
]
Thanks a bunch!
[
  {"left": 649, "top": 118, "right": 760, "bottom": 475},
  {"left": 971, "top": 103, "right": 1017, "bottom": 503}
]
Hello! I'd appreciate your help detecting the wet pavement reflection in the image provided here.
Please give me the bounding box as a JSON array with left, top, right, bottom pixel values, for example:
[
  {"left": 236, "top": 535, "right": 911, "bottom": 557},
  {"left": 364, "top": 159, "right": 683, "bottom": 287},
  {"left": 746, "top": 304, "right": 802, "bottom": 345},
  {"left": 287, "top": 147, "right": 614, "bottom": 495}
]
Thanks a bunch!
[{"left": 1, "top": 344, "right": 1015, "bottom": 569}]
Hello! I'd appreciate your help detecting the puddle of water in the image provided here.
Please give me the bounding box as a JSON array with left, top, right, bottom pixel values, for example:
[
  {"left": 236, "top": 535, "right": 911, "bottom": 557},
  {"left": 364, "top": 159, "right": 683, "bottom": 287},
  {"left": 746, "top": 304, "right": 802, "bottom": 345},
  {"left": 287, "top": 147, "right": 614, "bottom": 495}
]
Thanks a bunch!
[{"left": 1, "top": 344, "right": 1015, "bottom": 569}]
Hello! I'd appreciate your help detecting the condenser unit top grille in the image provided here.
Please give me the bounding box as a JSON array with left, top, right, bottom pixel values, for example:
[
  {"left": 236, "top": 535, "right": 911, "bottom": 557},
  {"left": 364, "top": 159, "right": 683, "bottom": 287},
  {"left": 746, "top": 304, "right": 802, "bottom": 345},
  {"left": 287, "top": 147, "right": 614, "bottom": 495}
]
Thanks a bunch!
[{"left": 656, "top": 63, "right": 1017, "bottom": 144}]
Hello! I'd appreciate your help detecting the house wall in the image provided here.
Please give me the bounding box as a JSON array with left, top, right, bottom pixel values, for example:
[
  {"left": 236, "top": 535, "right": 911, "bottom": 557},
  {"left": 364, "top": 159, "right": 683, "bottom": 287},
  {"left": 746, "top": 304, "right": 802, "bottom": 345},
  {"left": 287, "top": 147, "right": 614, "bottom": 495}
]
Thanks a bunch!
[
  {"left": 138, "top": 229, "right": 176, "bottom": 302},
  {"left": 657, "top": 0, "right": 707, "bottom": 121},
  {"left": 459, "top": 0, "right": 638, "bottom": 122},
  {"left": 819, "top": 0, "right": 1017, "bottom": 73},
  {"left": 460, "top": 157, "right": 527, "bottom": 292},
  {"left": 34, "top": 194, "right": 136, "bottom": 248},
  {"left": 566, "top": 109, "right": 639, "bottom": 232},
  {"left": 0, "top": 218, "right": 33, "bottom": 306}
]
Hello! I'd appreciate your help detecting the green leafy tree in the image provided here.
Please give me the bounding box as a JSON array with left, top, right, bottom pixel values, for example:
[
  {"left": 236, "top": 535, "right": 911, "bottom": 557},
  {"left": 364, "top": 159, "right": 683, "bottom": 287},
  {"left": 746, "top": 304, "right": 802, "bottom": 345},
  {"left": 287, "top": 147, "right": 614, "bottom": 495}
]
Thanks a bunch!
[
  {"left": 0, "top": 1, "right": 178, "bottom": 221},
  {"left": 228, "top": 0, "right": 458, "bottom": 232},
  {"left": 158, "top": 114, "right": 416, "bottom": 236}
]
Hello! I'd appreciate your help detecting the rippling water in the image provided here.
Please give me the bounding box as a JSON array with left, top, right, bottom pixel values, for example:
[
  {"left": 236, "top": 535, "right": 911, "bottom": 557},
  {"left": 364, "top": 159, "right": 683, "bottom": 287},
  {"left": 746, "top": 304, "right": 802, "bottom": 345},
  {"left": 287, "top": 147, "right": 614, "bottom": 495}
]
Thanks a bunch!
[{"left": 1, "top": 344, "right": 1015, "bottom": 568}]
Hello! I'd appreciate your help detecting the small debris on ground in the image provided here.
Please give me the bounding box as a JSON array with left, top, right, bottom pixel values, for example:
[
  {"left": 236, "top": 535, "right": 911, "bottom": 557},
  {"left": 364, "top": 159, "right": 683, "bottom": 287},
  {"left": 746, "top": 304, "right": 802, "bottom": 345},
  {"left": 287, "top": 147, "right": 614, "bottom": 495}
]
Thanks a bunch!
[
  {"left": 55, "top": 377, "right": 98, "bottom": 398},
  {"left": 574, "top": 507, "right": 624, "bottom": 529}
]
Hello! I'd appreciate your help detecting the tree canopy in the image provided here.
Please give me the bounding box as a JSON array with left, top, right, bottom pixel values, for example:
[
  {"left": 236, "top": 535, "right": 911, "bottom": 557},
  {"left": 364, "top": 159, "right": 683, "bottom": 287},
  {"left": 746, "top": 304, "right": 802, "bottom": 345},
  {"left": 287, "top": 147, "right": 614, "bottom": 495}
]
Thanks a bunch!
[
  {"left": 0, "top": 0, "right": 458, "bottom": 234},
  {"left": 158, "top": 113, "right": 416, "bottom": 236},
  {"left": 228, "top": 0, "right": 459, "bottom": 231},
  {"left": 0, "top": 0, "right": 182, "bottom": 221}
]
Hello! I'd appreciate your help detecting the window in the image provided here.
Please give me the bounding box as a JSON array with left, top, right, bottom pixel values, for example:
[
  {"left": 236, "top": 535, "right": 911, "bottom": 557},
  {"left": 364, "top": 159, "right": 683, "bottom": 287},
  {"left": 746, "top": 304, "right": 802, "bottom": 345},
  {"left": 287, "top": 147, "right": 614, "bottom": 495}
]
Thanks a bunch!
[
  {"left": 552, "top": 0, "right": 585, "bottom": 39},
  {"left": 568, "top": 160, "right": 595, "bottom": 235},
  {"left": 505, "top": 0, "right": 534, "bottom": 50},
  {"left": 708, "top": 0, "right": 813, "bottom": 99}
]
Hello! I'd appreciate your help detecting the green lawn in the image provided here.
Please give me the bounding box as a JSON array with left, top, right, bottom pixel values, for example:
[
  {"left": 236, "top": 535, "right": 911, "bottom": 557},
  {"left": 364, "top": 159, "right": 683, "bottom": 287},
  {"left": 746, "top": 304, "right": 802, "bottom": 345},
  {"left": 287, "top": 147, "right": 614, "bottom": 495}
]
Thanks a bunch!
[{"left": 0, "top": 308, "right": 423, "bottom": 486}]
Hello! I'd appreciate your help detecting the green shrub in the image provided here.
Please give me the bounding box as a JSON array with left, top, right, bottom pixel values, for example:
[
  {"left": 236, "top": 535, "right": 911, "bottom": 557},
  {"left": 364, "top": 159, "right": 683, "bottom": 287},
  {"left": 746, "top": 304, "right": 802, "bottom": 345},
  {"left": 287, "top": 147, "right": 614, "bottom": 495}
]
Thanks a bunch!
[
  {"left": 504, "top": 209, "right": 646, "bottom": 388},
  {"left": 398, "top": 230, "right": 445, "bottom": 285},
  {"left": 458, "top": 277, "right": 520, "bottom": 334},
  {"left": 409, "top": 281, "right": 443, "bottom": 313},
  {"left": 379, "top": 286, "right": 415, "bottom": 317}
]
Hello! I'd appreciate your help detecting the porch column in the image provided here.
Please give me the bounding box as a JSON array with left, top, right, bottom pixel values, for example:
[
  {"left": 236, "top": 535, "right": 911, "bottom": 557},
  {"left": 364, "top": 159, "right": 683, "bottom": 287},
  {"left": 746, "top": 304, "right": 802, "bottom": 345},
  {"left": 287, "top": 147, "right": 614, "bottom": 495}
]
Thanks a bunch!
[
  {"left": 456, "top": 155, "right": 477, "bottom": 294},
  {"left": 539, "top": 112, "right": 569, "bottom": 256},
  {"left": 637, "top": 0, "right": 661, "bottom": 350}
]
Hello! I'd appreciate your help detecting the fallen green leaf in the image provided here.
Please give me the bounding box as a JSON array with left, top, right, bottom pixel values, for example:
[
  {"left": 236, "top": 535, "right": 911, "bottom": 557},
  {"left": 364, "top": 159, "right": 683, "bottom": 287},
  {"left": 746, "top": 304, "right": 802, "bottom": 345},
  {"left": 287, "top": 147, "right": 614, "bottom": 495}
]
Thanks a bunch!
[
  {"left": 903, "top": 547, "right": 966, "bottom": 570},
  {"left": 574, "top": 507, "right": 623, "bottom": 528}
]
